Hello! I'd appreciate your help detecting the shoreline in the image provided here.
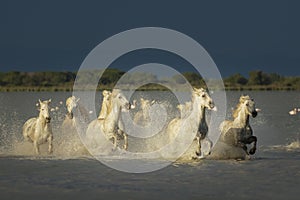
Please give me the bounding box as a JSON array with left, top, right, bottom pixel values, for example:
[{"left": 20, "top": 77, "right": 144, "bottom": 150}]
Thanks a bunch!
[{"left": 0, "top": 86, "right": 298, "bottom": 92}]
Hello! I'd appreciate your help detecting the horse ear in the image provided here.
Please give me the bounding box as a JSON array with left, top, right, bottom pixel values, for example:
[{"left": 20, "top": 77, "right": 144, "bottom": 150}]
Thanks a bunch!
[
  {"left": 48, "top": 99, "right": 52, "bottom": 103},
  {"left": 36, "top": 102, "right": 40, "bottom": 111},
  {"left": 76, "top": 98, "right": 80, "bottom": 102}
]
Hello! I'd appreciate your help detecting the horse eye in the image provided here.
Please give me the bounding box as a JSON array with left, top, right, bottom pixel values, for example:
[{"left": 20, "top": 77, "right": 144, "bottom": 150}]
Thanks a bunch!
[
  {"left": 202, "top": 94, "right": 206, "bottom": 98},
  {"left": 246, "top": 103, "right": 249, "bottom": 106}
]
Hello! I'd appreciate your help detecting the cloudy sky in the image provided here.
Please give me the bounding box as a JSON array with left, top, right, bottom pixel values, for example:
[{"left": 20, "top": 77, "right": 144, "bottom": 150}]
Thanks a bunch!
[{"left": 0, "top": 0, "right": 299, "bottom": 77}]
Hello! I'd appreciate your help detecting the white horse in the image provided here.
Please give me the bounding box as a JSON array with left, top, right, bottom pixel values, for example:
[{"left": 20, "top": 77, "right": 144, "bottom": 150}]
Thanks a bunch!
[
  {"left": 133, "top": 98, "right": 155, "bottom": 126},
  {"left": 61, "top": 95, "right": 90, "bottom": 130},
  {"left": 60, "top": 96, "right": 90, "bottom": 155},
  {"left": 22, "top": 99, "right": 53, "bottom": 154},
  {"left": 86, "top": 89, "right": 131, "bottom": 150},
  {"left": 97, "top": 90, "right": 135, "bottom": 141},
  {"left": 166, "top": 88, "right": 215, "bottom": 159},
  {"left": 219, "top": 95, "right": 258, "bottom": 155}
]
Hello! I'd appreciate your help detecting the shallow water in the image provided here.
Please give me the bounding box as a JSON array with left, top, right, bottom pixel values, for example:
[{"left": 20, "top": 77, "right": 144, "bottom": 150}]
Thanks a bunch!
[{"left": 0, "top": 91, "right": 300, "bottom": 199}]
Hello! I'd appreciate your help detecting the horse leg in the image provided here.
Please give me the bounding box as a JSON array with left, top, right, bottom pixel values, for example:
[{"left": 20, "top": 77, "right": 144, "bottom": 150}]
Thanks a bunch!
[
  {"left": 248, "top": 136, "right": 257, "bottom": 155},
  {"left": 235, "top": 131, "right": 249, "bottom": 154},
  {"left": 204, "top": 137, "right": 213, "bottom": 156},
  {"left": 123, "top": 133, "right": 128, "bottom": 150},
  {"left": 48, "top": 135, "right": 53, "bottom": 154},
  {"left": 237, "top": 141, "right": 248, "bottom": 155},
  {"left": 112, "top": 135, "right": 117, "bottom": 150},
  {"left": 195, "top": 136, "right": 201, "bottom": 156},
  {"left": 117, "top": 128, "right": 127, "bottom": 150},
  {"left": 33, "top": 141, "right": 40, "bottom": 154}
]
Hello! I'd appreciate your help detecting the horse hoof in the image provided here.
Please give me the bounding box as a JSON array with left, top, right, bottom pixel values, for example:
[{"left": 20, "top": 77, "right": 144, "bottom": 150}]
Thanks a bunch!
[
  {"left": 249, "top": 148, "right": 256, "bottom": 155},
  {"left": 191, "top": 156, "right": 198, "bottom": 160},
  {"left": 195, "top": 151, "right": 201, "bottom": 156},
  {"left": 123, "top": 145, "right": 128, "bottom": 150}
]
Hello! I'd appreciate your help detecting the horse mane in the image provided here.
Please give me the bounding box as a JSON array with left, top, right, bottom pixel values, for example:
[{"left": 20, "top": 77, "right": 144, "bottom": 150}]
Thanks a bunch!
[
  {"left": 66, "top": 96, "right": 73, "bottom": 108},
  {"left": 192, "top": 87, "right": 206, "bottom": 101},
  {"left": 66, "top": 96, "right": 90, "bottom": 122},
  {"left": 66, "top": 96, "right": 75, "bottom": 113},
  {"left": 98, "top": 90, "right": 112, "bottom": 119},
  {"left": 232, "top": 95, "right": 251, "bottom": 119}
]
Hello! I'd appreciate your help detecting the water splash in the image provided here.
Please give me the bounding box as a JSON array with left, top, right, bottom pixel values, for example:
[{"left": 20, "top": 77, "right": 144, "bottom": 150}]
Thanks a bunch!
[
  {"left": 286, "top": 139, "right": 300, "bottom": 151},
  {"left": 0, "top": 107, "right": 90, "bottom": 159}
]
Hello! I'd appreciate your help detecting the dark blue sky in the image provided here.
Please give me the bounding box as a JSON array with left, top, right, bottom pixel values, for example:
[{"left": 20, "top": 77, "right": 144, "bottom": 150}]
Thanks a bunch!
[{"left": 0, "top": 0, "right": 299, "bottom": 77}]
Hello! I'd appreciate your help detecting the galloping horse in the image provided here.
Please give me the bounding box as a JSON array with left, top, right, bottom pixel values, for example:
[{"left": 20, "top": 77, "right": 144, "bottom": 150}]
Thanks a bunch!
[
  {"left": 60, "top": 96, "right": 90, "bottom": 155},
  {"left": 86, "top": 89, "right": 131, "bottom": 150},
  {"left": 166, "top": 88, "right": 215, "bottom": 159},
  {"left": 22, "top": 99, "right": 53, "bottom": 154},
  {"left": 219, "top": 95, "right": 258, "bottom": 155},
  {"left": 61, "top": 95, "right": 90, "bottom": 132},
  {"left": 133, "top": 98, "right": 155, "bottom": 126},
  {"left": 97, "top": 90, "right": 132, "bottom": 144}
]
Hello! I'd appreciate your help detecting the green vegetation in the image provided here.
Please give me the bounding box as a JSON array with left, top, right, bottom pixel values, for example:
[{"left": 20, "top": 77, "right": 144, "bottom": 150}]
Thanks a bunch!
[
  {"left": 224, "top": 70, "right": 300, "bottom": 90},
  {"left": 0, "top": 69, "right": 299, "bottom": 91}
]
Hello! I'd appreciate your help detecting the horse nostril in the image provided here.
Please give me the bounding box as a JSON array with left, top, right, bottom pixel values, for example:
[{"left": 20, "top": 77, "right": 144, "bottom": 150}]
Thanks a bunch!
[{"left": 252, "top": 111, "right": 258, "bottom": 118}]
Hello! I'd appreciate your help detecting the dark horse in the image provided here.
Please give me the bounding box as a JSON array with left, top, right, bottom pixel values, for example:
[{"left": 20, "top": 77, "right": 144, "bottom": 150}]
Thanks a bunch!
[{"left": 219, "top": 95, "right": 258, "bottom": 155}]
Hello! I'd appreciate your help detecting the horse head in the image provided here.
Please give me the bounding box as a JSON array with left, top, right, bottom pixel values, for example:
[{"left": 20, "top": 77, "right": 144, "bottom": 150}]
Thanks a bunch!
[
  {"left": 38, "top": 99, "right": 52, "bottom": 123},
  {"left": 66, "top": 96, "right": 80, "bottom": 116},
  {"left": 192, "top": 87, "right": 215, "bottom": 110},
  {"left": 238, "top": 95, "right": 257, "bottom": 118},
  {"left": 111, "top": 89, "right": 131, "bottom": 111},
  {"left": 140, "top": 98, "right": 151, "bottom": 110},
  {"left": 102, "top": 90, "right": 112, "bottom": 102}
]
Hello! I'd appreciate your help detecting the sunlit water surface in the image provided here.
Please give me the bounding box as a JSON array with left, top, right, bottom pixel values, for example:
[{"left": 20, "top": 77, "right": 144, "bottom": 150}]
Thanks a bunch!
[{"left": 0, "top": 91, "right": 300, "bottom": 199}]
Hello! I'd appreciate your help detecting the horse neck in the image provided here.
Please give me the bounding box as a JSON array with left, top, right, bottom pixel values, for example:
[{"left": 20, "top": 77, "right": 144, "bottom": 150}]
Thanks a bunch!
[
  {"left": 200, "top": 106, "right": 206, "bottom": 123},
  {"left": 99, "top": 100, "right": 108, "bottom": 118},
  {"left": 233, "top": 107, "right": 249, "bottom": 127},
  {"left": 105, "top": 100, "right": 121, "bottom": 125},
  {"left": 142, "top": 105, "right": 150, "bottom": 117},
  {"left": 38, "top": 113, "right": 48, "bottom": 128},
  {"left": 187, "top": 98, "right": 203, "bottom": 124}
]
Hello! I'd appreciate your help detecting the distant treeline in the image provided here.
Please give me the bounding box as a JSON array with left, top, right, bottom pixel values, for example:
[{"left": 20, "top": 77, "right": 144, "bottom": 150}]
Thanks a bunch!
[{"left": 0, "top": 69, "right": 299, "bottom": 91}]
